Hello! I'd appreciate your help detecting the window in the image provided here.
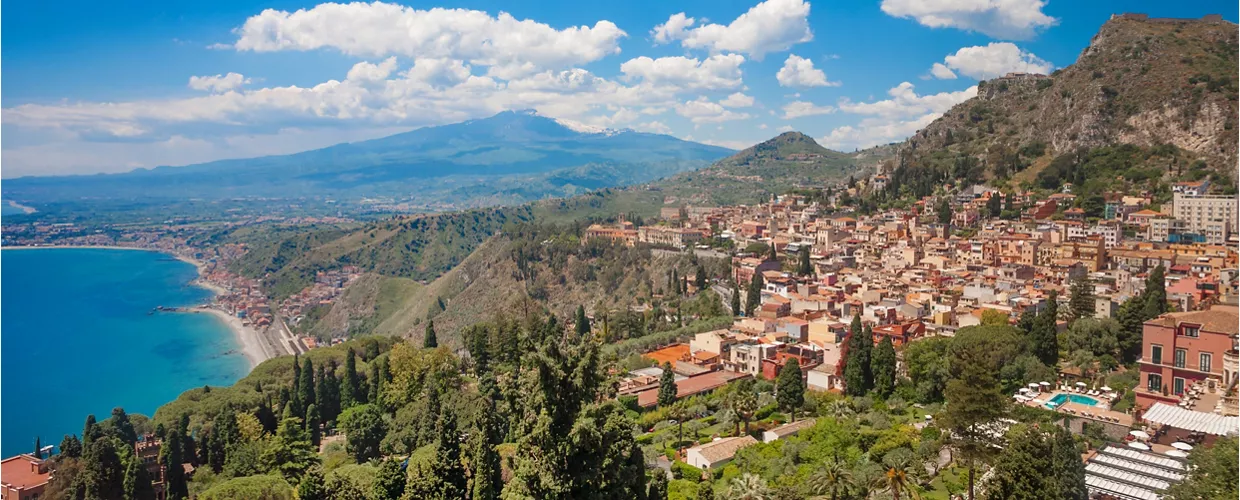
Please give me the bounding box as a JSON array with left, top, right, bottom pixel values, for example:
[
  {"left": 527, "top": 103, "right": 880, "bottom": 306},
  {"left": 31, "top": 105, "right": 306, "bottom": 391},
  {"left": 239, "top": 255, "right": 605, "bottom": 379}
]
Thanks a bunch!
[
  {"left": 1151, "top": 345, "right": 1163, "bottom": 365},
  {"left": 1200, "top": 353, "right": 1212, "bottom": 373},
  {"left": 1174, "top": 349, "right": 1187, "bottom": 369},
  {"left": 1182, "top": 325, "right": 1200, "bottom": 338},
  {"left": 1173, "top": 377, "right": 1185, "bottom": 395},
  {"left": 1148, "top": 373, "right": 1163, "bottom": 392}
]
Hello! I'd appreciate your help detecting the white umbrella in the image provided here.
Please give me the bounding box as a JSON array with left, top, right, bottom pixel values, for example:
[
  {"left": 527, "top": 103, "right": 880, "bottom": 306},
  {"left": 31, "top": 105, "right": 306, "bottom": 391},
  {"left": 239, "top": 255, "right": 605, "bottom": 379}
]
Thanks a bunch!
[
  {"left": 1130, "top": 430, "right": 1150, "bottom": 440},
  {"left": 1166, "top": 450, "right": 1189, "bottom": 458},
  {"left": 1039, "top": 381, "right": 1051, "bottom": 386},
  {"left": 1128, "top": 442, "right": 1150, "bottom": 450},
  {"left": 1100, "top": 386, "right": 1112, "bottom": 392},
  {"left": 1171, "top": 442, "right": 1193, "bottom": 451},
  {"left": 1076, "top": 382, "right": 1087, "bottom": 387},
  {"left": 1028, "top": 383, "right": 1040, "bottom": 388},
  {"left": 1019, "top": 388, "right": 1031, "bottom": 393}
]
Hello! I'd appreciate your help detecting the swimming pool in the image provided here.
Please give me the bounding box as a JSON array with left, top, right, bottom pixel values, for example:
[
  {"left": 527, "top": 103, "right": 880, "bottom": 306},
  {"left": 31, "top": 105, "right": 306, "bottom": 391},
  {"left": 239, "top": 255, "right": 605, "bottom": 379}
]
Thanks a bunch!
[{"left": 1046, "top": 393, "right": 1100, "bottom": 409}]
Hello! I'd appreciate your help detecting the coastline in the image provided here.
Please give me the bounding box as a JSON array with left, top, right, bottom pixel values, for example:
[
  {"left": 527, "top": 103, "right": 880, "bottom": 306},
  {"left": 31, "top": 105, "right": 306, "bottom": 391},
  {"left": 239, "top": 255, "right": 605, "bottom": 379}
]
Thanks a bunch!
[{"left": 3, "top": 244, "right": 274, "bottom": 369}]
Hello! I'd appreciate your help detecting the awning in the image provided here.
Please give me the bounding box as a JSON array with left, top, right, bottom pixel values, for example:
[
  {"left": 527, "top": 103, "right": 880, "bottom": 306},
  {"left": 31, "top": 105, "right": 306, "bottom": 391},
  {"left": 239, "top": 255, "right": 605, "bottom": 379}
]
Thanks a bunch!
[{"left": 1142, "top": 403, "right": 1239, "bottom": 436}]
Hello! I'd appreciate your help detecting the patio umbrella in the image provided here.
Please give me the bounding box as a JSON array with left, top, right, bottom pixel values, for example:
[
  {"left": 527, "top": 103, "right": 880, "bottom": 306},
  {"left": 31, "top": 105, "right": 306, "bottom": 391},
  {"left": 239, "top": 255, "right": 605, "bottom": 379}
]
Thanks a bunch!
[
  {"left": 1166, "top": 450, "right": 1189, "bottom": 458},
  {"left": 1100, "top": 386, "right": 1112, "bottom": 392},
  {"left": 1171, "top": 442, "right": 1193, "bottom": 451},
  {"left": 1028, "top": 383, "right": 1040, "bottom": 388},
  {"left": 1128, "top": 442, "right": 1150, "bottom": 450},
  {"left": 1019, "top": 388, "right": 1031, "bottom": 393},
  {"left": 1129, "top": 430, "right": 1150, "bottom": 440},
  {"left": 1039, "top": 382, "right": 1051, "bottom": 386},
  {"left": 1076, "top": 382, "right": 1087, "bottom": 387}
]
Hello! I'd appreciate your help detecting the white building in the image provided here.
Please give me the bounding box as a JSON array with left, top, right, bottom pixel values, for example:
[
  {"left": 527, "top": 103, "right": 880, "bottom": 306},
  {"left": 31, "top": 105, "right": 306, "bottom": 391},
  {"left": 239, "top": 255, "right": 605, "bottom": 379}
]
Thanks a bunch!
[
  {"left": 685, "top": 436, "right": 758, "bottom": 469},
  {"left": 1173, "top": 193, "right": 1237, "bottom": 244}
]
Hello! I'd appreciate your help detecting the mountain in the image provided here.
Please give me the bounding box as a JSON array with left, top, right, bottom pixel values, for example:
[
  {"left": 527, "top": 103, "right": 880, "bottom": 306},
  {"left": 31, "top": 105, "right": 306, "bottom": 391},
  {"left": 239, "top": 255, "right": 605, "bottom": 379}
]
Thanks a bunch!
[
  {"left": 2, "top": 110, "right": 733, "bottom": 211},
  {"left": 654, "top": 132, "right": 862, "bottom": 206},
  {"left": 884, "top": 14, "right": 1237, "bottom": 196}
]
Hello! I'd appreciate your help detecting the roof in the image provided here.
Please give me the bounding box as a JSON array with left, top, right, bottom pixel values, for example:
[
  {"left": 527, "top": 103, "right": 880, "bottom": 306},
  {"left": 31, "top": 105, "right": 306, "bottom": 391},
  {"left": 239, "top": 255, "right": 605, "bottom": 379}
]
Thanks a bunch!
[
  {"left": 1141, "top": 403, "right": 1239, "bottom": 436},
  {"left": 764, "top": 418, "right": 817, "bottom": 438},
  {"left": 636, "top": 370, "right": 751, "bottom": 407},
  {"left": 643, "top": 343, "right": 690, "bottom": 365},
  {"left": 1, "top": 454, "right": 50, "bottom": 491},
  {"left": 687, "top": 436, "right": 759, "bottom": 464},
  {"left": 1143, "top": 309, "right": 1240, "bottom": 335}
]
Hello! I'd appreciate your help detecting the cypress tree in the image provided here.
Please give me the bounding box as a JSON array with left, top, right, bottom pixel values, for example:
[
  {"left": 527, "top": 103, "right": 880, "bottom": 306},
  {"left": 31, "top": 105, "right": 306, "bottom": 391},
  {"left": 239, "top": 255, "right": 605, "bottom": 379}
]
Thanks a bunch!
[
  {"left": 424, "top": 320, "right": 439, "bottom": 348},
  {"left": 575, "top": 305, "right": 590, "bottom": 338},
  {"left": 1143, "top": 265, "right": 1167, "bottom": 318},
  {"left": 730, "top": 281, "right": 741, "bottom": 316},
  {"left": 647, "top": 471, "right": 669, "bottom": 500},
  {"left": 123, "top": 450, "right": 156, "bottom": 500},
  {"left": 470, "top": 377, "right": 502, "bottom": 500},
  {"left": 658, "top": 362, "right": 678, "bottom": 408},
  {"left": 373, "top": 458, "right": 407, "bottom": 500},
  {"left": 82, "top": 414, "right": 98, "bottom": 446},
  {"left": 695, "top": 266, "right": 707, "bottom": 290},
  {"left": 1051, "top": 426, "right": 1088, "bottom": 499},
  {"left": 292, "top": 353, "right": 301, "bottom": 396},
  {"left": 298, "top": 357, "right": 315, "bottom": 412},
  {"left": 84, "top": 438, "right": 125, "bottom": 500},
  {"left": 776, "top": 358, "right": 805, "bottom": 422},
  {"left": 306, "top": 404, "right": 321, "bottom": 448},
  {"left": 798, "top": 246, "right": 813, "bottom": 277},
  {"left": 670, "top": 269, "right": 680, "bottom": 296},
  {"left": 177, "top": 414, "right": 195, "bottom": 468},
  {"left": 161, "top": 428, "right": 188, "bottom": 500},
  {"left": 59, "top": 435, "right": 82, "bottom": 459},
  {"left": 258, "top": 394, "right": 278, "bottom": 434},
  {"left": 297, "top": 465, "right": 327, "bottom": 500},
  {"left": 342, "top": 348, "right": 360, "bottom": 409},
  {"left": 937, "top": 198, "right": 952, "bottom": 225},
  {"left": 33, "top": 437, "right": 41, "bottom": 459},
  {"left": 767, "top": 242, "right": 778, "bottom": 261},
  {"left": 368, "top": 361, "right": 383, "bottom": 408},
  {"left": 314, "top": 365, "right": 328, "bottom": 422},
  {"left": 110, "top": 407, "right": 138, "bottom": 447},
  {"left": 843, "top": 315, "right": 872, "bottom": 396},
  {"left": 871, "top": 336, "right": 897, "bottom": 397},
  {"left": 745, "top": 271, "right": 764, "bottom": 317},
  {"left": 1068, "top": 275, "right": 1095, "bottom": 322},
  {"left": 1031, "top": 291, "right": 1060, "bottom": 365}
]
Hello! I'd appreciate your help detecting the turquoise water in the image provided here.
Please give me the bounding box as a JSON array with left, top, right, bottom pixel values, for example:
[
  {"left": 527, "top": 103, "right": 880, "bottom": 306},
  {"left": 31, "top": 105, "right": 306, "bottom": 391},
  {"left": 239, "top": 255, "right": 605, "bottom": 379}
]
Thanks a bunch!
[
  {"left": 1046, "top": 393, "right": 1101, "bottom": 408},
  {"left": 1, "top": 248, "right": 249, "bottom": 456}
]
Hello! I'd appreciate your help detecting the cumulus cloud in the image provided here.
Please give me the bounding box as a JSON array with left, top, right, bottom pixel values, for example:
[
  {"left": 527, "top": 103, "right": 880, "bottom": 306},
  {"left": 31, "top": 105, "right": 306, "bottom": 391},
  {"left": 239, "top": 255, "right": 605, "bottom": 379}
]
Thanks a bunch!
[
  {"left": 930, "top": 42, "right": 1053, "bottom": 80},
  {"left": 781, "top": 100, "right": 835, "bottom": 119},
  {"left": 777, "top": 125, "right": 794, "bottom": 132},
  {"left": 634, "top": 121, "right": 673, "bottom": 134},
  {"left": 674, "top": 97, "right": 753, "bottom": 125},
  {"left": 776, "top": 54, "right": 837, "bottom": 88},
  {"left": 837, "top": 82, "right": 977, "bottom": 118},
  {"left": 818, "top": 113, "right": 940, "bottom": 150},
  {"left": 619, "top": 54, "right": 745, "bottom": 90},
  {"left": 188, "top": 72, "right": 251, "bottom": 92},
  {"left": 347, "top": 57, "right": 399, "bottom": 83},
  {"left": 228, "top": 2, "right": 626, "bottom": 78},
  {"left": 720, "top": 92, "right": 756, "bottom": 108},
  {"left": 652, "top": 0, "right": 812, "bottom": 59},
  {"left": 880, "top": 0, "right": 1057, "bottom": 40}
]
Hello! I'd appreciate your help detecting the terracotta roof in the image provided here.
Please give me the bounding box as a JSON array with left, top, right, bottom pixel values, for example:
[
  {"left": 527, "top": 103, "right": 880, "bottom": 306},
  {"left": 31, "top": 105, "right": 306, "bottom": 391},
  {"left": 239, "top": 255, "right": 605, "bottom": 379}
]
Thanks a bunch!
[
  {"left": 1, "top": 454, "right": 50, "bottom": 491},
  {"left": 636, "top": 370, "right": 751, "bottom": 407},
  {"left": 688, "top": 436, "right": 758, "bottom": 464},
  {"left": 1144, "top": 309, "right": 1239, "bottom": 335},
  {"left": 765, "top": 418, "right": 817, "bottom": 439}
]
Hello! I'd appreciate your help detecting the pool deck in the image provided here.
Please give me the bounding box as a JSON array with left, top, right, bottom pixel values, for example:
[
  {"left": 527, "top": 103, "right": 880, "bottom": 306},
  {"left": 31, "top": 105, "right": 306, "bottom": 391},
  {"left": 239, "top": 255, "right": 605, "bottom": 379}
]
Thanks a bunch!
[{"left": 1020, "top": 389, "right": 1134, "bottom": 427}]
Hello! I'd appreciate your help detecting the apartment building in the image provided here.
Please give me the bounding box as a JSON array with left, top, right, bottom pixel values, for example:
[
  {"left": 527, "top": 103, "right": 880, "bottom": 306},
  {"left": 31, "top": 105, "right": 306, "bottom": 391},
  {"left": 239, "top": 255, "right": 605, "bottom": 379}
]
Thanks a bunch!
[
  {"left": 1135, "top": 307, "right": 1239, "bottom": 409},
  {"left": 1173, "top": 193, "right": 1238, "bottom": 245}
]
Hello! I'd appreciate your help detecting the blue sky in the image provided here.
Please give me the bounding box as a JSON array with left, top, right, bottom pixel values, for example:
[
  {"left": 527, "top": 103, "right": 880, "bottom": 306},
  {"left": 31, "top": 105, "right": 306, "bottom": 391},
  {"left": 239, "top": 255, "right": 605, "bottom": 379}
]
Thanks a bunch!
[{"left": 2, "top": 0, "right": 1235, "bottom": 177}]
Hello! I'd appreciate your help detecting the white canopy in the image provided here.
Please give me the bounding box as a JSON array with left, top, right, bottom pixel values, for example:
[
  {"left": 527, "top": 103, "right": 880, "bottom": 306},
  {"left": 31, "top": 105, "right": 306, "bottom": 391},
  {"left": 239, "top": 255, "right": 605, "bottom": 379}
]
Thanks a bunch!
[
  {"left": 1100, "top": 386, "right": 1112, "bottom": 392},
  {"left": 1142, "top": 403, "right": 1240, "bottom": 437},
  {"left": 1019, "top": 388, "right": 1031, "bottom": 393},
  {"left": 1165, "top": 450, "right": 1188, "bottom": 458},
  {"left": 1170, "top": 442, "right": 1193, "bottom": 451},
  {"left": 1039, "top": 381, "right": 1051, "bottom": 386},
  {"left": 1076, "top": 382, "right": 1087, "bottom": 386},
  {"left": 1028, "top": 383, "right": 1040, "bottom": 388},
  {"left": 1129, "top": 430, "right": 1150, "bottom": 439},
  {"left": 1128, "top": 442, "right": 1150, "bottom": 450}
]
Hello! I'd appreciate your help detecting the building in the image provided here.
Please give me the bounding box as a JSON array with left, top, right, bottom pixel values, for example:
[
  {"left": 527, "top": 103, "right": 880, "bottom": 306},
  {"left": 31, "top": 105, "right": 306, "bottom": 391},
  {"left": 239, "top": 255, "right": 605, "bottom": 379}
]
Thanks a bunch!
[
  {"left": 1, "top": 454, "right": 50, "bottom": 500},
  {"left": 638, "top": 226, "right": 703, "bottom": 248},
  {"left": 1135, "top": 307, "right": 1239, "bottom": 409},
  {"left": 684, "top": 436, "right": 758, "bottom": 469},
  {"left": 1172, "top": 193, "right": 1237, "bottom": 244},
  {"left": 584, "top": 222, "right": 637, "bottom": 246},
  {"left": 762, "top": 418, "right": 817, "bottom": 443}
]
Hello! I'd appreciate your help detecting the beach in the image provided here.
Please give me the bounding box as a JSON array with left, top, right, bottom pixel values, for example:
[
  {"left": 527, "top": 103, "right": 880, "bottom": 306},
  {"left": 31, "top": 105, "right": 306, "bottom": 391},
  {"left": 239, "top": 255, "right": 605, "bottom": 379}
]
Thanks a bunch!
[{"left": 191, "top": 306, "right": 270, "bottom": 369}]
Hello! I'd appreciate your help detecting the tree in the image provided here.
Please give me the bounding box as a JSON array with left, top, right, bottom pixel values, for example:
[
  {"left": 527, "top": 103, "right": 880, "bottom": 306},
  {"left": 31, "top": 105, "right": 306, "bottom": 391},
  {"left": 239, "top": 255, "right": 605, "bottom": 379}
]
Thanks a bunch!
[
  {"left": 33, "top": 437, "right": 42, "bottom": 459},
  {"left": 298, "top": 357, "right": 316, "bottom": 413},
  {"left": 798, "top": 246, "right": 814, "bottom": 277},
  {"left": 470, "top": 376, "right": 503, "bottom": 500},
  {"left": 161, "top": 429, "right": 189, "bottom": 500},
  {"left": 730, "top": 281, "right": 741, "bottom": 317},
  {"left": 941, "top": 327, "right": 1010, "bottom": 500},
  {"left": 980, "top": 309, "right": 1009, "bottom": 327},
  {"left": 305, "top": 404, "right": 321, "bottom": 448},
  {"left": 767, "top": 242, "right": 778, "bottom": 262},
  {"left": 368, "top": 361, "right": 383, "bottom": 409},
  {"left": 1166, "top": 436, "right": 1238, "bottom": 500},
  {"left": 341, "top": 348, "right": 361, "bottom": 409},
  {"left": 696, "top": 483, "right": 716, "bottom": 500},
  {"left": 986, "top": 193, "right": 1002, "bottom": 218},
  {"left": 82, "top": 414, "right": 100, "bottom": 446},
  {"left": 1050, "top": 426, "right": 1087, "bottom": 500},
  {"left": 880, "top": 449, "right": 922, "bottom": 500},
  {"left": 407, "top": 410, "right": 467, "bottom": 500},
  {"left": 658, "top": 362, "right": 678, "bottom": 408},
  {"left": 843, "top": 316, "right": 872, "bottom": 396},
  {"left": 338, "top": 404, "right": 385, "bottom": 462},
  {"left": 1143, "top": 265, "right": 1167, "bottom": 319},
  {"left": 726, "top": 473, "right": 770, "bottom": 500},
  {"left": 695, "top": 266, "right": 707, "bottom": 290},
  {"left": 1068, "top": 275, "right": 1095, "bottom": 322},
  {"left": 262, "top": 408, "right": 318, "bottom": 482},
  {"left": 1115, "top": 298, "right": 1145, "bottom": 363},
  {"left": 574, "top": 305, "right": 591, "bottom": 339},
  {"left": 809, "top": 456, "right": 851, "bottom": 500},
  {"left": 372, "top": 459, "right": 406, "bottom": 500},
  {"left": 776, "top": 358, "right": 805, "bottom": 422},
  {"left": 937, "top": 198, "right": 952, "bottom": 225},
  {"left": 297, "top": 465, "right": 327, "bottom": 500},
  {"left": 729, "top": 382, "right": 759, "bottom": 435},
  {"left": 59, "top": 434, "right": 83, "bottom": 459},
  {"left": 424, "top": 320, "right": 439, "bottom": 348},
  {"left": 871, "top": 336, "right": 897, "bottom": 397},
  {"left": 83, "top": 438, "right": 125, "bottom": 500},
  {"left": 745, "top": 271, "right": 764, "bottom": 317},
  {"left": 1029, "top": 291, "right": 1060, "bottom": 366},
  {"left": 987, "top": 425, "right": 1086, "bottom": 500},
  {"left": 647, "top": 471, "right": 668, "bottom": 500},
  {"left": 123, "top": 448, "right": 157, "bottom": 500}
]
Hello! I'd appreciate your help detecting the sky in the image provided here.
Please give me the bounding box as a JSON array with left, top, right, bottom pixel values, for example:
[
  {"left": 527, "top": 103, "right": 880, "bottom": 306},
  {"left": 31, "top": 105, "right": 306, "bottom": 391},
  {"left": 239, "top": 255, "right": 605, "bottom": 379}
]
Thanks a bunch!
[{"left": 2, "top": 0, "right": 1236, "bottom": 178}]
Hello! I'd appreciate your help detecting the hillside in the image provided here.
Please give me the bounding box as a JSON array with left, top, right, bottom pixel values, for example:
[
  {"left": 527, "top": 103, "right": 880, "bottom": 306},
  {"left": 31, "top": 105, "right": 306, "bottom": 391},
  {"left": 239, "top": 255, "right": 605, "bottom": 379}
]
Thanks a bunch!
[
  {"left": 2, "top": 110, "right": 732, "bottom": 213},
  {"left": 884, "top": 14, "right": 1237, "bottom": 198},
  {"left": 654, "top": 132, "right": 863, "bottom": 206}
]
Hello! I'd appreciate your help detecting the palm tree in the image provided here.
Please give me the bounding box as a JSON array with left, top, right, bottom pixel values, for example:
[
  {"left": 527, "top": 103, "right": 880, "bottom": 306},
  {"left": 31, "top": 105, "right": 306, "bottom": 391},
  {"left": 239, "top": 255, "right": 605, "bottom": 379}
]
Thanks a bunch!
[
  {"left": 730, "top": 389, "right": 758, "bottom": 436},
  {"left": 880, "top": 450, "right": 923, "bottom": 500},
  {"left": 809, "top": 456, "right": 851, "bottom": 500},
  {"left": 727, "top": 473, "right": 771, "bottom": 500},
  {"left": 669, "top": 402, "right": 692, "bottom": 448},
  {"left": 826, "top": 400, "right": 854, "bottom": 419}
]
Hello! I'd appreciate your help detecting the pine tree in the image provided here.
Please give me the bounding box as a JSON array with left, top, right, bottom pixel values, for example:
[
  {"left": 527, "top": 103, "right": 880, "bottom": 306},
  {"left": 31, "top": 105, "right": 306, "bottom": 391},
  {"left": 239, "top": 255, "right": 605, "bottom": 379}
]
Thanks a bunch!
[
  {"left": 373, "top": 458, "right": 407, "bottom": 500},
  {"left": 59, "top": 435, "right": 82, "bottom": 459},
  {"left": 110, "top": 407, "right": 139, "bottom": 447},
  {"left": 306, "top": 404, "right": 321, "bottom": 448},
  {"left": 575, "top": 305, "right": 590, "bottom": 338},
  {"left": 871, "top": 336, "right": 897, "bottom": 397},
  {"left": 745, "top": 271, "right": 764, "bottom": 317},
  {"left": 408, "top": 410, "right": 467, "bottom": 499},
  {"left": 658, "top": 362, "right": 678, "bottom": 408},
  {"left": 1031, "top": 291, "right": 1060, "bottom": 365},
  {"left": 941, "top": 329, "right": 1009, "bottom": 500},
  {"left": 341, "top": 348, "right": 360, "bottom": 409},
  {"left": 470, "top": 379, "right": 502, "bottom": 500},
  {"left": 84, "top": 438, "right": 125, "bottom": 500},
  {"left": 1143, "top": 265, "right": 1167, "bottom": 318},
  {"left": 424, "top": 320, "right": 439, "bottom": 348},
  {"left": 1068, "top": 275, "right": 1095, "bottom": 322},
  {"left": 123, "top": 450, "right": 156, "bottom": 500},
  {"left": 843, "top": 316, "right": 872, "bottom": 396},
  {"left": 776, "top": 359, "right": 805, "bottom": 422},
  {"left": 297, "top": 465, "right": 327, "bottom": 500},
  {"left": 298, "top": 357, "right": 315, "bottom": 413},
  {"left": 262, "top": 407, "right": 317, "bottom": 482},
  {"left": 730, "top": 281, "right": 741, "bottom": 316}
]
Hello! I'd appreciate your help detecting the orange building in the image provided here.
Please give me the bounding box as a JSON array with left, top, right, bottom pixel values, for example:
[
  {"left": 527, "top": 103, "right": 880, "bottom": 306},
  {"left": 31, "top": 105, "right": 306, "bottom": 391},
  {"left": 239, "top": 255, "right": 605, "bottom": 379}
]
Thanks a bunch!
[
  {"left": 1135, "top": 307, "right": 1239, "bottom": 410},
  {"left": 1, "top": 454, "right": 50, "bottom": 500}
]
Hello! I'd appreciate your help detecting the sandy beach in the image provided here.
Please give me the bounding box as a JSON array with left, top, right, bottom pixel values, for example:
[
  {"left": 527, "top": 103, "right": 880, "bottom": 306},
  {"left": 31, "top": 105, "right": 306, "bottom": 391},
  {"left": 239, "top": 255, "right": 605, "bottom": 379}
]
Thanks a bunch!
[{"left": 192, "top": 307, "right": 271, "bottom": 369}]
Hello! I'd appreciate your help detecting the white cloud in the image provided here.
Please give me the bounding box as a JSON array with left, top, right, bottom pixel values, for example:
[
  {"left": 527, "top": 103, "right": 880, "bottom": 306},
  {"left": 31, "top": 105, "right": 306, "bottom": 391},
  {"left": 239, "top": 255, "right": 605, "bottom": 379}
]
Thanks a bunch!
[
  {"left": 619, "top": 54, "right": 745, "bottom": 90},
  {"left": 701, "top": 138, "right": 756, "bottom": 150},
  {"left": 818, "top": 113, "right": 939, "bottom": 150},
  {"left": 347, "top": 57, "right": 399, "bottom": 83},
  {"left": 781, "top": 100, "right": 835, "bottom": 119},
  {"left": 401, "top": 58, "right": 474, "bottom": 88},
  {"left": 228, "top": 2, "right": 627, "bottom": 78},
  {"left": 188, "top": 72, "right": 251, "bottom": 92},
  {"left": 653, "top": 0, "right": 812, "bottom": 59},
  {"left": 777, "top": 125, "right": 794, "bottom": 132},
  {"left": 931, "top": 42, "right": 1053, "bottom": 80},
  {"left": 880, "top": 0, "right": 1057, "bottom": 40},
  {"left": 674, "top": 97, "right": 753, "bottom": 124},
  {"left": 837, "top": 82, "right": 977, "bottom": 118},
  {"left": 929, "top": 63, "right": 957, "bottom": 79},
  {"left": 651, "top": 13, "right": 695, "bottom": 44},
  {"left": 720, "top": 92, "right": 756, "bottom": 108},
  {"left": 634, "top": 121, "right": 673, "bottom": 134},
  {"left": 758, "top": 123, "right": 769, "bottom": 130},
  {"left": 776, "top": 54, "right": 837, "bottom": 88}
]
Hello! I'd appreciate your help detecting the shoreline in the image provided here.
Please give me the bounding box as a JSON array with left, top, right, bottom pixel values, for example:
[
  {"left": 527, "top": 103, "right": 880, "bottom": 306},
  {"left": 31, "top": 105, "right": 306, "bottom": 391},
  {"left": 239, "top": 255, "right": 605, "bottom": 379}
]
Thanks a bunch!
[{"left": 3, "top": 244, "right": 274, "bottom": 369}]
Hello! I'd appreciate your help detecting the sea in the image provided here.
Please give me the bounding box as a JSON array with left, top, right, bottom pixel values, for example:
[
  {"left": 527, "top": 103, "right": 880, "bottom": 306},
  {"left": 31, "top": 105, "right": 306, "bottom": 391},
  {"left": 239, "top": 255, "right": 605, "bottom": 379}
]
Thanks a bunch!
[{"left": 1, "top": 247, "right": 250, "bottom": 456}]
